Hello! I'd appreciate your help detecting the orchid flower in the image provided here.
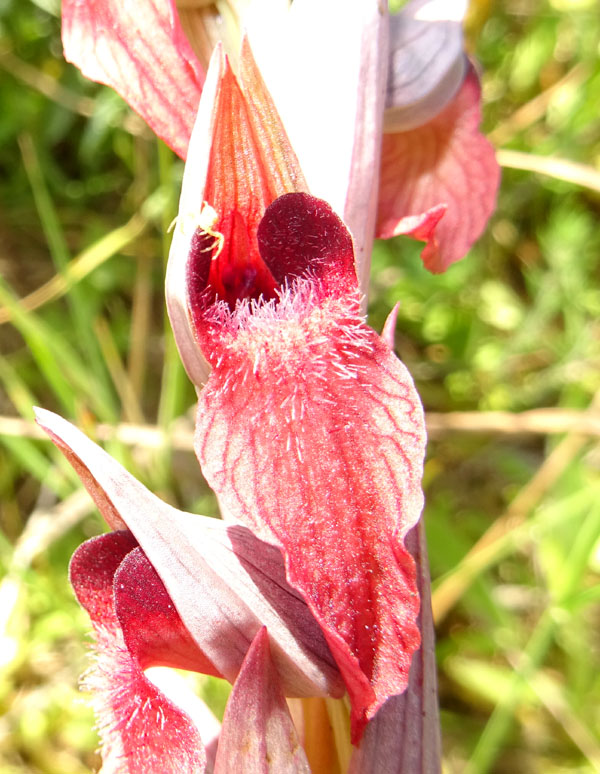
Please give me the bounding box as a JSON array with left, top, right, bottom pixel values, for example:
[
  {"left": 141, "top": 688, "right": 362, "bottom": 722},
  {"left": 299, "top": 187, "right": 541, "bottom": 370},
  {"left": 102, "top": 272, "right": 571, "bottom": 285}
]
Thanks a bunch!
[
  {"left": 62, "top": 0, "right": 499, "bottom": 278},
  {"left": 166, "top": 45, "right": 427, "bottom": 745},
  {"left": 38, "top": 33, "right": 437, "bottom": 771}
]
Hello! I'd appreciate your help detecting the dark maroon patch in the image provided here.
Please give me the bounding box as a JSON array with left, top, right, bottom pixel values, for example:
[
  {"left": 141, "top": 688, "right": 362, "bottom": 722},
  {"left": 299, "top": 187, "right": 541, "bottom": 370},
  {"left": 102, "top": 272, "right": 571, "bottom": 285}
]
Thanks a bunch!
[
  {"left": 114, "top": 547, "right": 222, "bottom": 677},
  {"left": 257, "top": 193, "right": 357, "bottom": 295}
]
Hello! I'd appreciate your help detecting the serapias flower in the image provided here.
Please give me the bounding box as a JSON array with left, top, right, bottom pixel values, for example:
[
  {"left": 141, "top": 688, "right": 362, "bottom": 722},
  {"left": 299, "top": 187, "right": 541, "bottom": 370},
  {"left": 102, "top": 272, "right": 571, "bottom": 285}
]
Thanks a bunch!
[
  {"left": 61, "top": 0, "right": 499, "bottom": 275},
  {"left": 39, "top": 39, "right": 430, "bottom": 772},
  {"left": 168, "top": 41, "right": 427, "bottom": 745},
  {"left": 376, "top": 0, "right": 500, "bottom": 272}
]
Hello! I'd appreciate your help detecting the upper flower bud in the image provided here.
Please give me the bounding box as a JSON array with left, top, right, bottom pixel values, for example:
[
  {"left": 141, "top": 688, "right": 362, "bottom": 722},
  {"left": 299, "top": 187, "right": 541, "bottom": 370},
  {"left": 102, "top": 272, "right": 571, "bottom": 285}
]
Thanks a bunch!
[{"left": 384, "top": 0, "right": 468, "bottom": 132}]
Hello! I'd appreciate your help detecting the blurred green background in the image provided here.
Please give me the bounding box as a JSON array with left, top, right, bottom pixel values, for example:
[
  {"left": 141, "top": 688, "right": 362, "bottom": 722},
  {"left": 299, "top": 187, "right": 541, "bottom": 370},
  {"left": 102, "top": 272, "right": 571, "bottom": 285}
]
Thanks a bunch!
[{"left": 0, "top": 0, "right": 599, "bottom": 772}]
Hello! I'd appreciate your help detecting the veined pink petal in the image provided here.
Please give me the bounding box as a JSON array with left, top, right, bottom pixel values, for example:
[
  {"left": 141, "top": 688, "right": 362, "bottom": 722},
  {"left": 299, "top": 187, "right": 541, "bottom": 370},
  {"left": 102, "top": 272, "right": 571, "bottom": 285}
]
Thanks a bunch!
[
  {"left": 36, "top": 407, "right": 342, "bottom": 699},
  {"left": 194, "top": 194, "right": 426, "bottom": 742},
  {"left": 377, "top": 67, "right": 500, "bottom": 273},
  {"left": 62, "top": 0, "right": 204, "bottom": 158},
  {"left": 71, "top": 532, "right": 207, "bottom": 774},
  {"left": 214, "top": 628, "right": 311, "bottom": 773}
]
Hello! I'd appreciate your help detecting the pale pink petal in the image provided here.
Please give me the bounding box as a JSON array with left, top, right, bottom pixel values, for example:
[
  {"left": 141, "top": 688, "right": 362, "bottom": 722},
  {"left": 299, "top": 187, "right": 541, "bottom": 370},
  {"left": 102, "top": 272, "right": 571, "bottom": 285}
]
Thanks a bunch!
[
  {"left": 214, "top": 628, "right": 311, "bottom": 773},
  {"left": 36, "top": 407, "right": 343, "bottom": 700},
  {"left": 62, "top": 0, "right": 204, "bottom": 158},
  {"left": 381, "top": 302, "right": 401, "bottom": 350},
  {"left": 349, "top": 521, "right": 441, "bottom": 774},
  {"left": 377, "top": 67, "right": 500, "bottom": 273},
  {"left": 249, "top": 0, "right": 388, "bottom": 295}
]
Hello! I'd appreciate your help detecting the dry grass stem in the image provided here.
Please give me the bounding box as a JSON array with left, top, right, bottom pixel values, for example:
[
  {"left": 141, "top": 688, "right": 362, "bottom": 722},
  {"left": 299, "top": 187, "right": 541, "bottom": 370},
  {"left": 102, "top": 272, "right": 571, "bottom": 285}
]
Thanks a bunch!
[
  {"left": 497, "top": 149, "right": 600, "bottom": 194},
  {"left": 3, "top": 407, "right": 600, "bottom": 454},
  {"left": 0, "top": 212, "right": 148, "bottom": 325}
]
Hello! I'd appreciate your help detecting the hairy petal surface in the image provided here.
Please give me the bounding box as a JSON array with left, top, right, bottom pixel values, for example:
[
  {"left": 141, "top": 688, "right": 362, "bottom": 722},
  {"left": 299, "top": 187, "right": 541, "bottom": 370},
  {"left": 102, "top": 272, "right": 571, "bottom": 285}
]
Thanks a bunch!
[
  {"left": 71, "top": 532, "right": 207, "bottom": 774},
  {"left": 36, "top": 408, "right": 343, "bottom": 699},
  {"left": 214, "top": 629, "right": 311, "bottom": 773},
  {"left": 196, "top": 315, "right": 424, "bottom": 740},
  {"left": 377, "top": 67, "right": 500, "bottom": 272},
  {"left": 62, "top": 0, "right": 204, "bottom": 158},
  {"left": 87, "top": 629, "right": 208, "bottom": 774},
  {"left": 194, "top": 196, "right": 426, "bottom": 742}
]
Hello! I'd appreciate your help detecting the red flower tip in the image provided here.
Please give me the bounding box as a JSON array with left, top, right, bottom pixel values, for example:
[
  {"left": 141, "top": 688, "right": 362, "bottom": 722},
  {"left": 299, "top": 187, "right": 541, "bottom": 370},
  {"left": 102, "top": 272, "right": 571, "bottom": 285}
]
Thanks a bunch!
[{"left": 257, "top": 193, "right": 357, "bottom": 297}]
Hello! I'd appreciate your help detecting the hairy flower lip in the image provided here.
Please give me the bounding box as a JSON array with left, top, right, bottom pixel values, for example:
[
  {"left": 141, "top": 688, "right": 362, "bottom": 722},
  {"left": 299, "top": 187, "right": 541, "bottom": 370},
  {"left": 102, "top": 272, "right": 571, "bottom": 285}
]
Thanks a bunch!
[
  {"left": 191, "top": 194, "right": 426, "bottom": 741},
  {"left": 187, "top": 192, "right": 360, "bottom": 368},
  {"left": 70, "top": 530, "right": 210, "bottom": 774},
  {"left": 72, "top": 528, "right": 318, "bottom": 773}
]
